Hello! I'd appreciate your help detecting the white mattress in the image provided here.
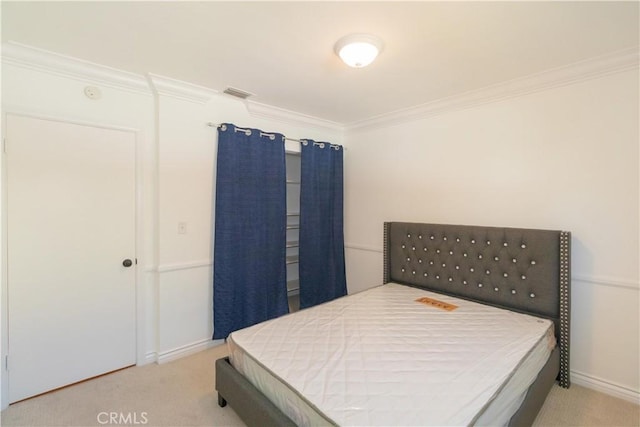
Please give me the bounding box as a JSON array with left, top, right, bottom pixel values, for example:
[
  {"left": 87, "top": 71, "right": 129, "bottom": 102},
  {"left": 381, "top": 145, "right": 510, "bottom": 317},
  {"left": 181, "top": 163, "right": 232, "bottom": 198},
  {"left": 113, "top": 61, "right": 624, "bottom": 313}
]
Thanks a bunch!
[{"left": 228, "top": 283, "right": 556, "bottom": 426}]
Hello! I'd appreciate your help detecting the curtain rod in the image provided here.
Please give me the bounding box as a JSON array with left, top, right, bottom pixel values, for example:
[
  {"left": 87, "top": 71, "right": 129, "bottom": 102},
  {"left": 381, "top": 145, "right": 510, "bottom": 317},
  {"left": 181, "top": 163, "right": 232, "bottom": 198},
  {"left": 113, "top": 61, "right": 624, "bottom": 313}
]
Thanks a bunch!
[
  {"left": 206, "top": 122, "right": 344, "bottom": 150},
  {"left": 207, "top": 122, "right": 303, "bottom": 143}
]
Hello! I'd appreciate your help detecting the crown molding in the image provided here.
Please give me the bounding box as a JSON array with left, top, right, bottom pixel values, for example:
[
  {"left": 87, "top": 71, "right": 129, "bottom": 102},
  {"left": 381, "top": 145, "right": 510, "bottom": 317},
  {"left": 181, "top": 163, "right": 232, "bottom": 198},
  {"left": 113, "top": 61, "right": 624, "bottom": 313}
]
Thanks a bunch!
[
  {"left": 346, "top": 46, "right": 640, "bottom": 132},
  {"left": 247, "top": 100, "right": 344, "bottom": 133},
  {"left": 1, "top": 41, "right": 151, "bottom": 95},
  {"left": 4, "top": 41, "right": 637, "bottom": 132},
  {"left": 147, "top": 73, "right": 217, "bottom": 104}
]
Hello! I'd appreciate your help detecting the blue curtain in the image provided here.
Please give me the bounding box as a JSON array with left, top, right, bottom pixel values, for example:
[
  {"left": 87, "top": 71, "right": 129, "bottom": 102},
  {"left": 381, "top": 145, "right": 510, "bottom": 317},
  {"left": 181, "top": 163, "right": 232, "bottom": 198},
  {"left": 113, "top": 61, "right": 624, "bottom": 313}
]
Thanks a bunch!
[
  {"left": 299, "top": 140, "right": 347, "bottom": 309},
  {"left": 213, "top": 123, "right": 289, "bottom": 340}
]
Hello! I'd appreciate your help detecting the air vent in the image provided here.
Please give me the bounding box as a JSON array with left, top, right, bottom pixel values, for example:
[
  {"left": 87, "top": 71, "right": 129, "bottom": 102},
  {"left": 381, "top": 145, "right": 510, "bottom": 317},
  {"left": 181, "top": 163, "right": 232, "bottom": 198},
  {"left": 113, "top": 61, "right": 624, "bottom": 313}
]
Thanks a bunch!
[{"left": 223, "top": 87, "right": 254, "bottom": 99}]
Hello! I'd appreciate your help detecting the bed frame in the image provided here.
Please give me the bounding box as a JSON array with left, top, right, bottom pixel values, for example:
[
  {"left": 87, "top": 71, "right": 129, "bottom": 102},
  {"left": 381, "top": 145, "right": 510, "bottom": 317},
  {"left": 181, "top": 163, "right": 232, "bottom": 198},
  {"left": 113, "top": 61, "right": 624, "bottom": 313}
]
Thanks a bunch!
[{"left": 216, "top": 222, "right": 571, "bottom": 426}]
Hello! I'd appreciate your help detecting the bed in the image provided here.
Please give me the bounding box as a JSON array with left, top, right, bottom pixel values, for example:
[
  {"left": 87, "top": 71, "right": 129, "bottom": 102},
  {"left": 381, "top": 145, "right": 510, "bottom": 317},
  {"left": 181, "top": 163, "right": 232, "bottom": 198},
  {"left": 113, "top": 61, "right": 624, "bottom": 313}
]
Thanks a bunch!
[{"left": 215, "top": 222, "right": 571, "bottom": 426}]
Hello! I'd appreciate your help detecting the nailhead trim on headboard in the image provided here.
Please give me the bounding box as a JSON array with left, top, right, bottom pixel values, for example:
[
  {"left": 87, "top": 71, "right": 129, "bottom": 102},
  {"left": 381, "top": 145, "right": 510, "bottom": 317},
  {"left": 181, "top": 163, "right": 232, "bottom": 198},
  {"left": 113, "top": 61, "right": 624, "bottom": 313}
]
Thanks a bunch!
[
  {"left": 559, "top": 231, "right": 571, "bottom": 388},
  {"left": 383, "top": 222, "right": 391, "bottom": 284}
]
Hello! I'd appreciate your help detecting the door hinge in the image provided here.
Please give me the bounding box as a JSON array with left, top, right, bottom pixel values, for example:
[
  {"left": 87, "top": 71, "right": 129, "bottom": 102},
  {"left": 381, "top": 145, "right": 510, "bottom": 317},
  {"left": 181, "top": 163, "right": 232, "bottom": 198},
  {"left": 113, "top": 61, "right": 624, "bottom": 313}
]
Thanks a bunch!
[
  {"left": 3, "top": 137, "right": 6, "bottom": 154},
  {"left": 5, "top": 355, "right": 8, "bottom": 370}
]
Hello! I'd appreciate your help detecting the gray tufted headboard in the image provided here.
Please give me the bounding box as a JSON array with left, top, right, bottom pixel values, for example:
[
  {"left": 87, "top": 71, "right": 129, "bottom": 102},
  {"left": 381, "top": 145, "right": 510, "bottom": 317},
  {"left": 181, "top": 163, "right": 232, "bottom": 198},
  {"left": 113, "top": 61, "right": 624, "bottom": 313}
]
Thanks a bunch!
[{"left": 383, "top": 222, "right": 571, "bottom": 388}]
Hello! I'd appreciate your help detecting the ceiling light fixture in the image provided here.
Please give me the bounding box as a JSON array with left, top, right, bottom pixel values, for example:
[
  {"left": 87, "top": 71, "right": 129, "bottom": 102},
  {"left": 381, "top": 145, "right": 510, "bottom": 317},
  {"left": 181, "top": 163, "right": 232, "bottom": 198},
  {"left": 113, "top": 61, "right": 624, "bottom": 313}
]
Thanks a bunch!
[{"left": 334, "top": 34, "right": 383, "bottom": 68}]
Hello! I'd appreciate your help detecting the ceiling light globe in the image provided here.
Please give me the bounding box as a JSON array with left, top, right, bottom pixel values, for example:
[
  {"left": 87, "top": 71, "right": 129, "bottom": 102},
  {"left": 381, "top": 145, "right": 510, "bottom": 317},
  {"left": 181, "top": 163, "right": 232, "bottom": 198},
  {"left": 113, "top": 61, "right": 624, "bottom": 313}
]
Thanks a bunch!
[{"left": 334, "top": 34, "right": 383, "bottom": 68}]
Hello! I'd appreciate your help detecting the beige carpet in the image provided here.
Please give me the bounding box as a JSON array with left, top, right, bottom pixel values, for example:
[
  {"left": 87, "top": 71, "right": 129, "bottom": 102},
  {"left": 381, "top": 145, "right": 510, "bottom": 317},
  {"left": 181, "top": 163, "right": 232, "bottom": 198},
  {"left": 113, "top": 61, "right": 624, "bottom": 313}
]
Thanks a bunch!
[{"left": 2, "top": 344, "right": 638, "bottom": 427}]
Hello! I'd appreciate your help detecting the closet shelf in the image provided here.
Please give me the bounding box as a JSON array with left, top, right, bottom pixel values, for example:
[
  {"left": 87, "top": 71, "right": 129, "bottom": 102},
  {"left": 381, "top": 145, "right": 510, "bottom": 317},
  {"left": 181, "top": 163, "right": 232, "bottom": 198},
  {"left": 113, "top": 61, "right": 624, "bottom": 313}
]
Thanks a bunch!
[
  {"left": 286, "top": 152, "right": 300, "bottom": 303},
  {"left": 287, "top": 279, "right": 300, "bottom": 294}
]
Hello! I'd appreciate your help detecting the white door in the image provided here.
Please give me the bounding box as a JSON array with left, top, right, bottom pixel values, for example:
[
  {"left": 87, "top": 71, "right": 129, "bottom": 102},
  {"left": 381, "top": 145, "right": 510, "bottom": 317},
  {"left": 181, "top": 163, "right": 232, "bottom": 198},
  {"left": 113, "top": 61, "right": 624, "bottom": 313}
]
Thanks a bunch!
[{"left": 6, "top": 114, "right": 136, "bottom": 403}]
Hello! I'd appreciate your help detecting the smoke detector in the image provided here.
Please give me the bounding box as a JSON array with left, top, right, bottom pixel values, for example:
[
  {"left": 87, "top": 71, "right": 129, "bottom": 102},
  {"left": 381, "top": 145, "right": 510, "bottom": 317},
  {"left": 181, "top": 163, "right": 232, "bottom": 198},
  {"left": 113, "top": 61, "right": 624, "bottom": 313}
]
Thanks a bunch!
[{"left": 84, "top": 86, "right": 102, "bottom": 100}]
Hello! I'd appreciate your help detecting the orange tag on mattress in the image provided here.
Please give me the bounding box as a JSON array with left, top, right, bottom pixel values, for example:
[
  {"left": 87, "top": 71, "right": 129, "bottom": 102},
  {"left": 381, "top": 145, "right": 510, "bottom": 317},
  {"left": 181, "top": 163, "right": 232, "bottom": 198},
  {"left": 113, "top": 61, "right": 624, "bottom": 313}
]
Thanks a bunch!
[{"left": 415, "top": 297, "right": 458, "bottom": 311}]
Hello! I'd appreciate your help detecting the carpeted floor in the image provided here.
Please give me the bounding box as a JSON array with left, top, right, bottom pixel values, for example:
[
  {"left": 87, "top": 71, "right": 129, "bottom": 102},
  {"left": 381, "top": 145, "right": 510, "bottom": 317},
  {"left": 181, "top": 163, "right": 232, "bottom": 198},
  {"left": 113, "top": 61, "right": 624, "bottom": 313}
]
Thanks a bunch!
[{"left": 1, "top": 344, "right": 638, "bottom": 427}]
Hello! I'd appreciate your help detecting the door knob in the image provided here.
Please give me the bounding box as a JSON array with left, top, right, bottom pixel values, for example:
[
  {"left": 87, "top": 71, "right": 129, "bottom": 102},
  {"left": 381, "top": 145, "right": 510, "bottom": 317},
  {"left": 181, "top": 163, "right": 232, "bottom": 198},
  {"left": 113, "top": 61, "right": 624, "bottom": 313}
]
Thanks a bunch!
[{"left": 122, "top": 259, "right": 133, "bottom": 267}]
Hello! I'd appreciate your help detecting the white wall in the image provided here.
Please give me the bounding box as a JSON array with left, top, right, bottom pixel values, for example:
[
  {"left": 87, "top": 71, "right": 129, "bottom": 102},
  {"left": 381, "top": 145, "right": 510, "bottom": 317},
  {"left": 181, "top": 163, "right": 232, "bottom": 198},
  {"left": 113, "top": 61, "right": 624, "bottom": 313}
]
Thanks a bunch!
[
  {"left": 1, "top": 42, "right": 637, "bottom": 408},
  {"left": 343, "top": 69, "right": 639, "bottom": 401},
  {"left": 0, "top": 57, "right": 157, "bottom": 408},
  {"left": 151, "top": 85, "right": 343, "bottom": 361},
  {"left": 0, "top": 45, "right": 343, "bottom": 407}
]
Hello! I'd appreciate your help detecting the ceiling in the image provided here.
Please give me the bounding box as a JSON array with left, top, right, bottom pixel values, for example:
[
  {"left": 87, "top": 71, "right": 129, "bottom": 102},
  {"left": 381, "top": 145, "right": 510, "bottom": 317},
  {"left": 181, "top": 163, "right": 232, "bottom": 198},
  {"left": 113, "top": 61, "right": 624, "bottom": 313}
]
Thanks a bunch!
[{"left": 2, "top": 1, "right": 638, "bottom": 125}]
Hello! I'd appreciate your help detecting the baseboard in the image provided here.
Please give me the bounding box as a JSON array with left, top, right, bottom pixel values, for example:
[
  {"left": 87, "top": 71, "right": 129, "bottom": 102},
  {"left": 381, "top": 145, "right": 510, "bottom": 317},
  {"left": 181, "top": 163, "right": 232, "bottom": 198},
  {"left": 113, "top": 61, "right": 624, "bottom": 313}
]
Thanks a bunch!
[
  {"left": 571, "top": 370, "right": 640, "bottom": 404},
  {"left": 157, "top": 338, "right": 217, "bottom": 364},
  {"left": 142, "top": 351, "right": 157, "bottom": 365}
]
